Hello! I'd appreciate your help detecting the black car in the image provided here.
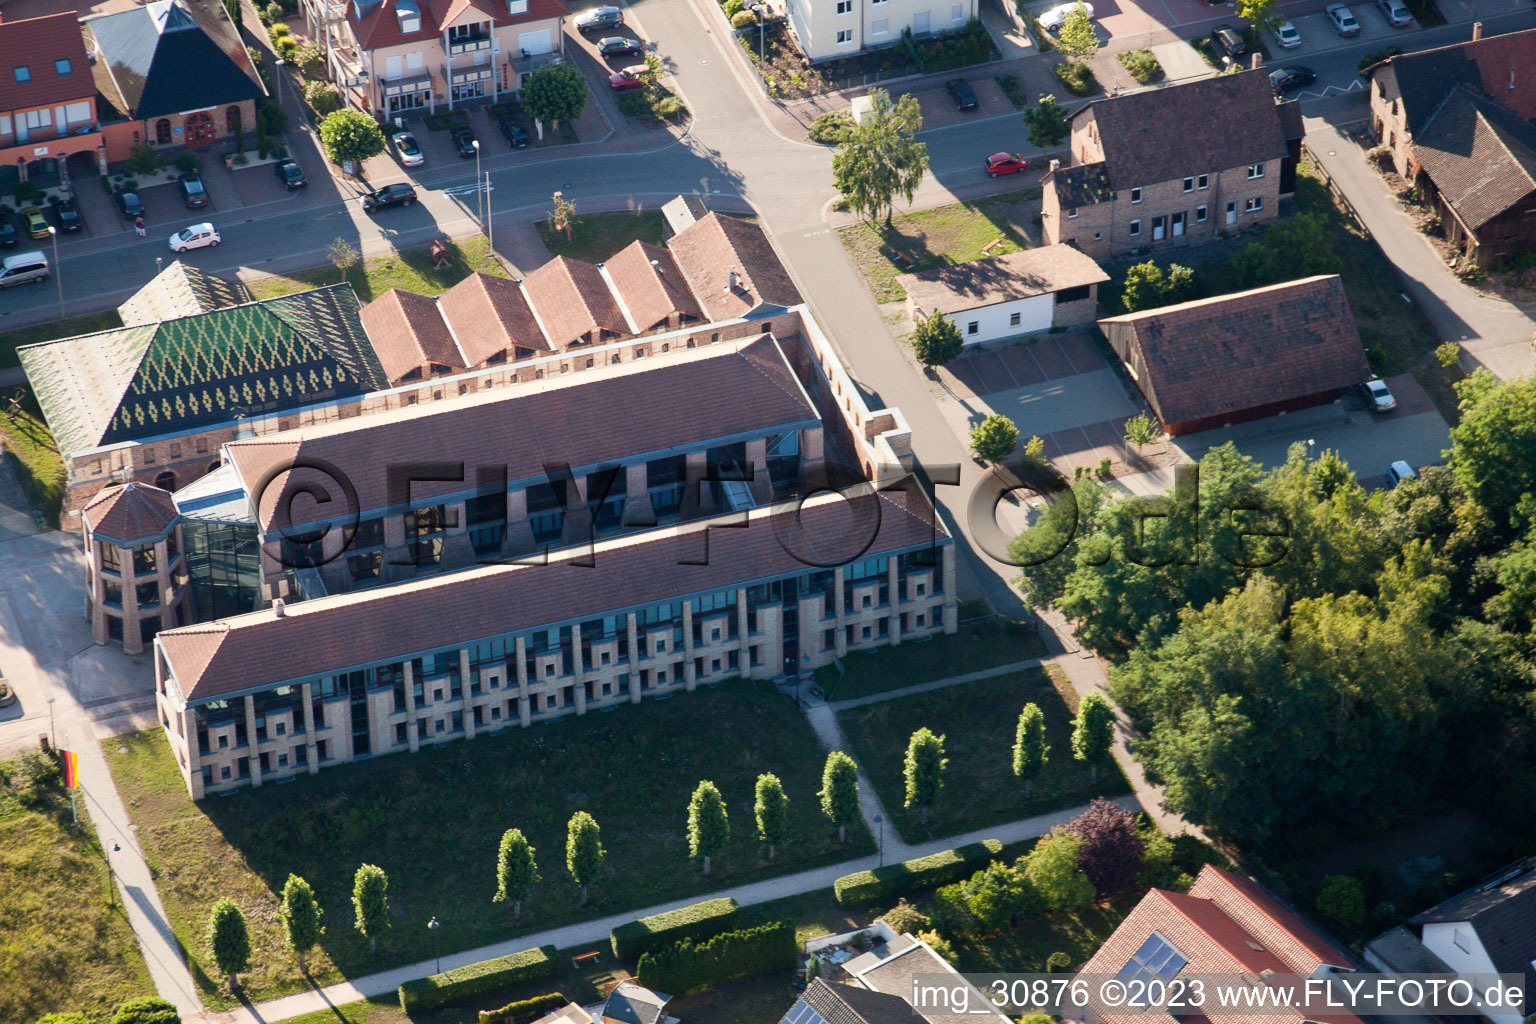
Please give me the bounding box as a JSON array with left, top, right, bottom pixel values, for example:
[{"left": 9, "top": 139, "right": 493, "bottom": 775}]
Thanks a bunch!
[
  {"left": 1209, "top": 24, "right": 1248, "bottom": 62},
  {"left": 1268, "top": 64, "right": 1316, "bottom": 94},
  {"left": 946, "top": 78, "right": 978, "bottom": 111},
  {"left": 361, "top": 183, "right": 418, "bottom": 212},
  {"left": 275, "top": 160, "right": 307, "bottom": 189},
  {"left": 450, "top": 126, "right": 479, "bottom": 158},
  {"left": 116, "top": 191, "right": 144, "bottom": 218},
  {"left": 179, "top": 173, "right": 208, "bottom": 208},
  {"left": 597, "top": 36, "right": 643, "bottom": 58},
  {"left": 499, "top": 116, "right": 530, "bottom": 148},
  {"left": 0, "top": 214, "right": 16, "bottom": 248},
  {"left": 54, "top": 201, "right": 82, "bottom": 232}
]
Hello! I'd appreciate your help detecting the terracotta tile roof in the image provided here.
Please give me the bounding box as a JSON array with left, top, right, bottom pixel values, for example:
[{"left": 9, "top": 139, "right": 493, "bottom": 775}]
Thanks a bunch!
[
  {"left": 669, "top": 213, "right": 800, "bottom": 321},
  {"left": 349, "top": 0, "right": 568, "bottom": 51},
  {"left": 1077, "top": 866, "right": 1362, "bottom": 1024},
  {"left": 1413, "top": 86, "right": 1536, "bottom": 231},
  {"left": 157, "top": 485, "right": 947, "bottom": 701},
  {"left": 82, "top": 482, "right": 179, "bottom": 544},
  {"left": 0, "top": 13, "right": 94, "bottom": 113},
  {"left": 521, "top": 256, "right": 629, "bottom": 349},
  {"left": 605, "top": 240, "right": 704, "bottom": 332},
  {"left": 1079, "top": 71, "right": 1288, "bottom": 190},
  {"left": 900, "top": 246, "right": 1109, "bottom": 313},
  {"left": 1047, "top": 162, "right": 1114, "bottom": 208},
  {"left": 1097, "top": 275, "right": 1370, "bottom": 428},
  {"left": 228, "top": 334, "right": 819, "bottom": 532},
  {"left": 437, "top": 272, "right": 551, "bottom": 364},
  {"left": 1370, "top": 27, "right": 1536, "bottom": 134},
  {"left": 360, "top": 288, "right": 465, "bottom": 381}
]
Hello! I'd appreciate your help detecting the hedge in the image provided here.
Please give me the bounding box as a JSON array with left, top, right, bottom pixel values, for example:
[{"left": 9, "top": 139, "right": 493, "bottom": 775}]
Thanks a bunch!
[
  {"left": 636, "top": 921, "right": 796, "bottom": 994},
  {"left": 478, "top": 992, "right": 568, "bottom": 1024},
  {"left": 399, "top": 945, "right": 557, "bottom": 1013},
  {"left": 610, "top": 897, "right": 739, "bottom": 960},
  {"left": 834, "top": 839, "right": 1004, "bottom": 905}
]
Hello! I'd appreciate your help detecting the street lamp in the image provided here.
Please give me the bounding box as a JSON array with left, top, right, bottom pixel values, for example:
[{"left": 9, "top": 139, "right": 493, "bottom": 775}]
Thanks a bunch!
[
  {"left": 873, "top": 814, "right": 884, "bottom": 867},
  {"left": 46, "top": 225, "right": 61, "bottom": 319},
  {"left": 750, "top": 4, "right": 767, "bottom": 85},
  {"left": 471, "top": 139, "right": 483, "bottom": 235},
  {"left": 427, "top": 916, "right": 441, "bottom": 974},
  {"left": 274, "top": 58, "right": 287, "bottom": 113},
  {"left": 46, "top": 695, "right": 56, "bottom": 749}
]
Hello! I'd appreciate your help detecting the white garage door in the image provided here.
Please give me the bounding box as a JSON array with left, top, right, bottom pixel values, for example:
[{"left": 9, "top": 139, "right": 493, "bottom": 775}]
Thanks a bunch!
[{"left": 519, "top": 29, "right": 553, "bottom": 54}]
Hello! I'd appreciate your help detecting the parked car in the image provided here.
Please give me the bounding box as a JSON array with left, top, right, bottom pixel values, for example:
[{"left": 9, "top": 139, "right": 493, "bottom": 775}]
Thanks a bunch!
[
  {"left": 19, "top": 206, "right": 48, "bottom": 239},
  {"left": 362, "top": 183, "right": 418, "bottom": 212},
  {"left": 179, "top": 172, "right": 208, "bottom": 208},
  {"left": 169, "top": 222, "right": 220, "bottom": 252},
  {"left": 1326, "top": 4, "right": 1361, "bottom": 35},
  {"left": 574, "top": 5, "right": 622, "bottom": 29},
  {"left": 275, "top": 160, "right": 307, "bottom": 189},
  {"left": 499, "top": 116, "right": 530, "bottom": 148},
  {"left": 984, "top": 152, "right": 1028, "bottom": 177},
  {"left": 1038, "top": 0, "right": 1092, "bottom": 30},
  {"left": 1268, "top": 65, "right": 1316, "bottom": 94},
  {"left": 392, "top": 132, "right": 425, "bottom": 167},
  {"left": 1273, "top": 19, "right": 1301, "bottom": 47},
  {"left": 608, "top": 65, "right": 649, "bottom": 89},
  {"left": 53, "top": 201, "right": 82, "bottom": 232},
  {"left": 1376, "top": 0, "right": 1413, "bottom": 25},
  {"left": 450, "top": 126, "right": 478, "bottom": 158},
  {"left": 0, "top": 250, "right": 49, "bottom": 288},
  {"left": 116, "top": 191, "right": 144, "bottom": 219},
  {"left": 1359, "top": 376, "right": 1397, "bottom": 412},
  {"left": 946, "top": 78, "right": 979, "bottom": 110},
  {"left": 1209, "top": 25, "right": 1248, "bottom": 62},
  {"left": 0, "top": 214, "right": 16, "bottom": 248},
  {"left": 597, "top": 36, "right": 643, "bottom": 58},
  {"left": 1387, "top": 460, "right": 1418, "bottom": 487}
]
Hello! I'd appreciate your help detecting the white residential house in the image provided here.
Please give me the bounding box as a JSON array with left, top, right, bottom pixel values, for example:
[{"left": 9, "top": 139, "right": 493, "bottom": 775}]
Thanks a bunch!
[
  {"left": 898, "top": 245, "right": 1108, "bottom": 345},
  {"left": 303, "top": 0, "right": 568, "bottom": 118},
  {"left": 784, "top": 0, "right": 977, "bottom": 62},
  {"left": 1411, "top": 862, "right": 1536, "bottom": 1024}
]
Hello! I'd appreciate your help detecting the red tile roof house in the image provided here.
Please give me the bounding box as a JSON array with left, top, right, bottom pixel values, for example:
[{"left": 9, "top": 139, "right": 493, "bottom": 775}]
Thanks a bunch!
[
  {"left": 304, "top": 0, "right": 569, "bottom": 119},
  {"left": 1076, "top": 865, "right": 1361, "bottom": 1024},
  {"left": 1097, "top": 275, "right": 1371, "bottom": 437},
  {"left": 1042, "top": 70, "right": 1299, "bottom": 260},
  {"left": 0, "top": 12, "right": 105, "bottom": 198}
]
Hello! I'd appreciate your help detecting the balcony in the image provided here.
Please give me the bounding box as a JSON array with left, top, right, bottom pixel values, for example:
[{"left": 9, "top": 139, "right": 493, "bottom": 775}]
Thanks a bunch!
[{"left": 447, "top": 33, "right": 492, "bottom": 55}]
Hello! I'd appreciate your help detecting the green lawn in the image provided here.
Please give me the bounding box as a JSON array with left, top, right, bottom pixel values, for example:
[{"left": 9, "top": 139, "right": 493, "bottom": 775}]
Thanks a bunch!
[
  {"left": 838, "top": 188, "right": 1041, "bottom": 303},
  {"left": 0, "top": 756, "right": 154, "bottom": 1023},
  {"left": 836, "top": 670, "right": 1130, "bottom": 845},
  {"left": 106, "top": 680, "right": 873, "bottom": 1009},
  {"left": 247, "top": 236, "right": 505, "bottom": 303},
  {"left": 1, "top": 387, "right": 65, "bottom": 528},
  {"left": 536, "top": 210, "right": 667, "bottom": 264},
  {"left": 816, "top": 618, "right": 1046, "bottom": 701}
]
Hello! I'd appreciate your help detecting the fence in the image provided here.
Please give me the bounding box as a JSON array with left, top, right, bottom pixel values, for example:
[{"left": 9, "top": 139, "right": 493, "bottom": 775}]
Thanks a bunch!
[{"left": 1300, "top": 142, "right": 1367, "bottom": 233}]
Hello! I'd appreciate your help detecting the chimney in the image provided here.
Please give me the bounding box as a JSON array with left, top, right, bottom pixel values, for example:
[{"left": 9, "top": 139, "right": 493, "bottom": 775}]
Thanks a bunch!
[
  {"left": 1250, "top": 52, "right": 1262, "bottom": 70},
  {"left": 725, "top": 266, "right": 738, "bottom": 291},
  {"left": 273, "top": 598, "right": 286, "bottom": 618},
  {"left": 1049, "top": 158, "right": 1060, "bottom": 172},
  {"left": 1472, "top": 20, "right": 1483, "bottom": 39}
]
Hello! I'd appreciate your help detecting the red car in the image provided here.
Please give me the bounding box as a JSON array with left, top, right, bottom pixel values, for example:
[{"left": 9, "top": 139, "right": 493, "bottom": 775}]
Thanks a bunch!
[
  {"left": 608, "top": 65, "right": 649, "bottom": 90},
  {"left": 985, "top": 152, "right": 1028, "bottom": 177}
]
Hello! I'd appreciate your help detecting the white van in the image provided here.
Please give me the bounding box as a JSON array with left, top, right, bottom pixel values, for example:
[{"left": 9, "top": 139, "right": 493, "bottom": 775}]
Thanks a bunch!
[{"left": 0, "top": 250, "right": 49, "bottom": 288}]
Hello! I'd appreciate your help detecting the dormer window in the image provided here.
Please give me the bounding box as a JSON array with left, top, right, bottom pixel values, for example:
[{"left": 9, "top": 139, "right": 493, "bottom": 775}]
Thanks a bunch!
[
  {"left": 508, "top": 0, "right": 528, "bottom": 11},
  {"left": 396, "top": 0, "right": 421, "bottom": 32}
]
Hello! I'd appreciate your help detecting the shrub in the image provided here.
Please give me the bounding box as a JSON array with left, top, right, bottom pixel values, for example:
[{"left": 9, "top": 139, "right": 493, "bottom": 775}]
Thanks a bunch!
[
  {"left": 1316, "top": 875, "right": 1366, "bottom": 932},
  {"left": 293, "top": 43, "right": 325, "bottom": 76},
  {"left": 37, "top": 1014, "right": 93, "bottom": 1024},
  {"left": 834, "top": 839, "right": 1003, "bottom": 905},
  {"left": 918, "top": 929, "right": 958, "bottom": 966},
  {"left": 1020, "top": 828, "right": 1095, "bottom": 912},
  {"left": 807, "top": 109, "right": 856, "bottom": 145},
  {"left": 128, "top": 143, "right": 163, "bottom": 176},
  {"left": 995, "top": 73, "right": 1027, "bottom": 108},
  {"left": 264, "top": 1, "right": 284, "bottom": 20},
  {"left": 879, "top": 898, "right": 930, "bottom": 934},
  {"left": 731, "top": 9, "right": 757, "bottom": 28},
  {"left": 304, "top": 80, "right": 340, "bottom": 115},
  {"left": 110, "top": 998, "right": 180, "bottom": 1024},
  {"left": 259, "top": 96, "right": 288, "bottom": 133},
  {"left": 174, "top": 151, "right": 199, "bottom": 173},
  {"left": 652, "top": 95, "right": 685, "bottom": 119},
  {"left": 398, "top": 945, "right": 557, "bottom": 1013},
  {"left": 267, "top": 21, "right": 290, "bottom": 41},
  {"left": 636, "top": 921, "right": 796, "bottom": 994},
  {"left": 11, "top": 750, "right": 60, "bottom": 806},
  {"left": 479, "top": 992, "right": 568, "bottom": 1024},
  {"left": 1358, "top": 45, "right": 1403, "bottom": 74},
  {"left": 1047, "top": 951, "right": 1073, "bottom": 972},
  {"left": 724, "top": 0, "right": 745, "bottom": 14},
  {"left": 611, "top": 897, "right": 740, "bottom": 960},
  {"left": 1116, "top": 48, "right": 1163, "bottom": 83},
  {"left": 1053, "top": 60, "right": 1098, "bottom": 96}
]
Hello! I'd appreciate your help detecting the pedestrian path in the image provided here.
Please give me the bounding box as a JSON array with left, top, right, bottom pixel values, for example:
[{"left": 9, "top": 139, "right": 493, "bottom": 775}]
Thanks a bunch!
[{"left": 827, "top": 657, "right": 1046, "bottom": 711}]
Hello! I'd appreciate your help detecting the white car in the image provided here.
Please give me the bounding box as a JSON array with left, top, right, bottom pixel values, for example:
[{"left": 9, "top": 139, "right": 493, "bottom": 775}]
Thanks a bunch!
[
  {"left": 573, "top": 4, "right": 622, "bottom": 29},
  {"left": 169, "top": 223, "right": 220, "bottom": 252},
  {"left": 1039, "top": 1, "right": 1093, "bottom": 31},
  {"left": 1387, "top": 460, "right": 1418, "bottom": 487},
  {"left": 1326, "top": 3, "right": 1361, "bottom": 35},
  {"left": 1273, "top": 19, "right": 1301, "bottom": 47},
  {"left": 392, "top": 132, "right": 424, "bottom": 167}
]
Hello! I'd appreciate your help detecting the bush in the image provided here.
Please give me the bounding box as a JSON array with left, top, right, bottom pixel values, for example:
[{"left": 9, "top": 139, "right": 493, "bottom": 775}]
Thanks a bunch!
[
  {"left": 724, "top": 0, "right": 745, "bottom": 14},
  {"left": 293, "top": 43, "right": 325, "bottom": 76},
  {"left": 730, "top": 9, "right": 757, "bottom": 28},
  {"left": 304, "top": 80, "right": 340, "bottom": 115},
  {"left": 995, "top": 73, "right": 1027, "bottom": 108},
  {"left": 259, "top": 96, "right": 288, "bottom": 134},
  {"left": 918, "top": 929, "right": 958, "bottom": 966},
  {"left": 267, "top": 21, "right": 290, "bottom": 41},
  {"left": 174, "top": 151, "right": 199, "bottom": 173},
  {"left": 264, "top": 1, "right": 284, "bottom": 20},
  {"left": 110, "top": 998, "right": 180, "bottom": 1024},
  {"left": 834, "top": 839, "right": 1003, "bottom": 905},
  {"left": 879, "top": 898, "right": 930, "bottom": 934},
  {"left": 1053, "top": 60, "right": 1098, "bottom": 96},
  {"left": 1358, "top": 45, "right": 1404, "bottom": 73},
  {"left": 1116, "top": 49, "right": 1163, "bottom": 83},
  {"left": 398, "top": 945, "right": 556, "bottom": 1014},
  {"left": 11, "top": 750, "right": 60, "bottom": 806},
  {"left": 479, "top": 992, "right": 568, "bottom": 1024},
  {"left": 652, "top": 95, "right": 685, "bottom": 119},
  {"left": 128, "top": 143, "right": 163, "bottom": 176},
  {"left": 611, "top": 897, "right": 740, "bottom": 960},
  {"left": 807, "top": 109, "right": 856, "bottom": 145},
  {"left": 36, "top": 1014, "right": 93, "bottom": 1024},
  {"left": 1316, "top": 875, "right": 1366, "bottom": 932},
  {"left": 636, "top": 921, "right": 796, "bottom": 995}
]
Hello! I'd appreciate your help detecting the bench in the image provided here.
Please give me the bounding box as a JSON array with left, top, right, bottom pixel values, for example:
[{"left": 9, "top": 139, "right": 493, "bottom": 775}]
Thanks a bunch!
[
  {"left": 981, "top": 236, "right": 1006, "bottom": 253},
  {"left": 428, "top": 239, "right": 451, "bottom": 270},
  {"left": 571, "top": 951, "right": 601, "bottom": 969},
  {"left": 888, "top": 248, "right": 918, "bottom": 269}
]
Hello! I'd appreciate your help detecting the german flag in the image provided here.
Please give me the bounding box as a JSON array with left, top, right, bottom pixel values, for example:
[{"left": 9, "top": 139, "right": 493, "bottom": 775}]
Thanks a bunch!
[{"left": 62, "top": 749, "right": 79, "bottom": 790}]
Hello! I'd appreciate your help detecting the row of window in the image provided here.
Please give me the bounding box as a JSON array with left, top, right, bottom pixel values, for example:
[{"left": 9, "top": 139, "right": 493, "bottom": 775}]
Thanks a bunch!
[
  {"left": 1124, "top": 166, "right": 1263, "bottom": 207},
  {"left": 11, "top": 59, "right": 74, "bottom": 83},
  {"left": 1124, "top": 198, "right": 1262, "bottom": 239},
  {"left": 833, "top": 3, "right": 965, "bottom": 43}
]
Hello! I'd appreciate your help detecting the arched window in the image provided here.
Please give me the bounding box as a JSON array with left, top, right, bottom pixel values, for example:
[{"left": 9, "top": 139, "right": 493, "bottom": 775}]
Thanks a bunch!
[
  {"left": 155, "top": 118, "right": 172, "bottom": 144},
  {"left": 226, "top": 105, "right": 242, "bottom": 134},
  {"left": 154, "top": 471, "right": 177, "bottom": 491}
]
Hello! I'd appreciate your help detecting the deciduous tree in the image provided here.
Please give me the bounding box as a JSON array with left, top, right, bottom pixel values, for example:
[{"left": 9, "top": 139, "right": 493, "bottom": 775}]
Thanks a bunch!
[
  {"left": 1064, "top": 797, "right": 1145, "bottom": 896},
  {"left": 754, "top": 772, "right": 789, "bottom": 860},
  {"left": 327, "top": 237, "right": 359, "bottom": 283},
  {"left": 1020, "top": 828, "right": 1095, "bottom": 911},
  {"left": 1054, "top": 3, "right": 1099, "bottom": 62},
  {"left": 318, "top": 108, "right": 385, "bottom": 165},
  {"left": 903, "top": 727, "right": 947, "bottom": 822},
  {"left": 1022, "top": 94, "right": 1070, "bottom": 148},
  {"left": 1122, "top": 410, "right": 1160, "bottom": 452},
  {"left": 279, "top": 874, "right": 323, "bottom": 973},
  {"left": 1013, "top": 703, "right": 1048, "bottom": 796},
  {"left": 687, "top": 780, "right": 730, "bottom": 875},
  {"left": 819, "top": 750, "right": 861, "bottom": 843},
  {"left": 1236, "top": 0, "right": 1283, "bottom": 33},
  {"left": 352, "top": 863, "right": 389, "bottom": 954},
  {"left": 1072, "top": 692, "right": 1116, "bottom": 781},
  {"left": 969, "top": 414, "right": 1020, "bottom": 465},
  {"left": 566, "top": 811, "right": 605, "bottom": 903},
  {"left": 522, "top": 61, "right": 589, "bottom": 130},
  {"left": 494, "top": 828, "right": 538, "bottom": 918},
  {"left": 205, "top": 897, "right": 251, "bottom": 991},
  {"left": 832, "top": 89, "right": 929, "bottom": 227},
  {"left": 911, "top": 308, "right": 964, "bottom": 366}
]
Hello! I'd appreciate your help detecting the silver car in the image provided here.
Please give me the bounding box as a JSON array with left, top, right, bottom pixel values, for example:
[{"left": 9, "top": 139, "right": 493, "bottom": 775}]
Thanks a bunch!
[
  {"left": 1038, "top": 1, "right": 1093, "bottom": 30},
  {"left": 392, "top": 132, "right": 425, "bottom": 168},
  {"left": 1273, "top": 19, "right": 1301, "bottom": 47},
  {"left": 1376, "top": 0, "right": 1413, "bottom": 25},
  {"left": 574, "top": 5, "right": 622, "bottom": 29},
  {"left": 1326, "top": 3, "right": 1361, "bottom": 35}
]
